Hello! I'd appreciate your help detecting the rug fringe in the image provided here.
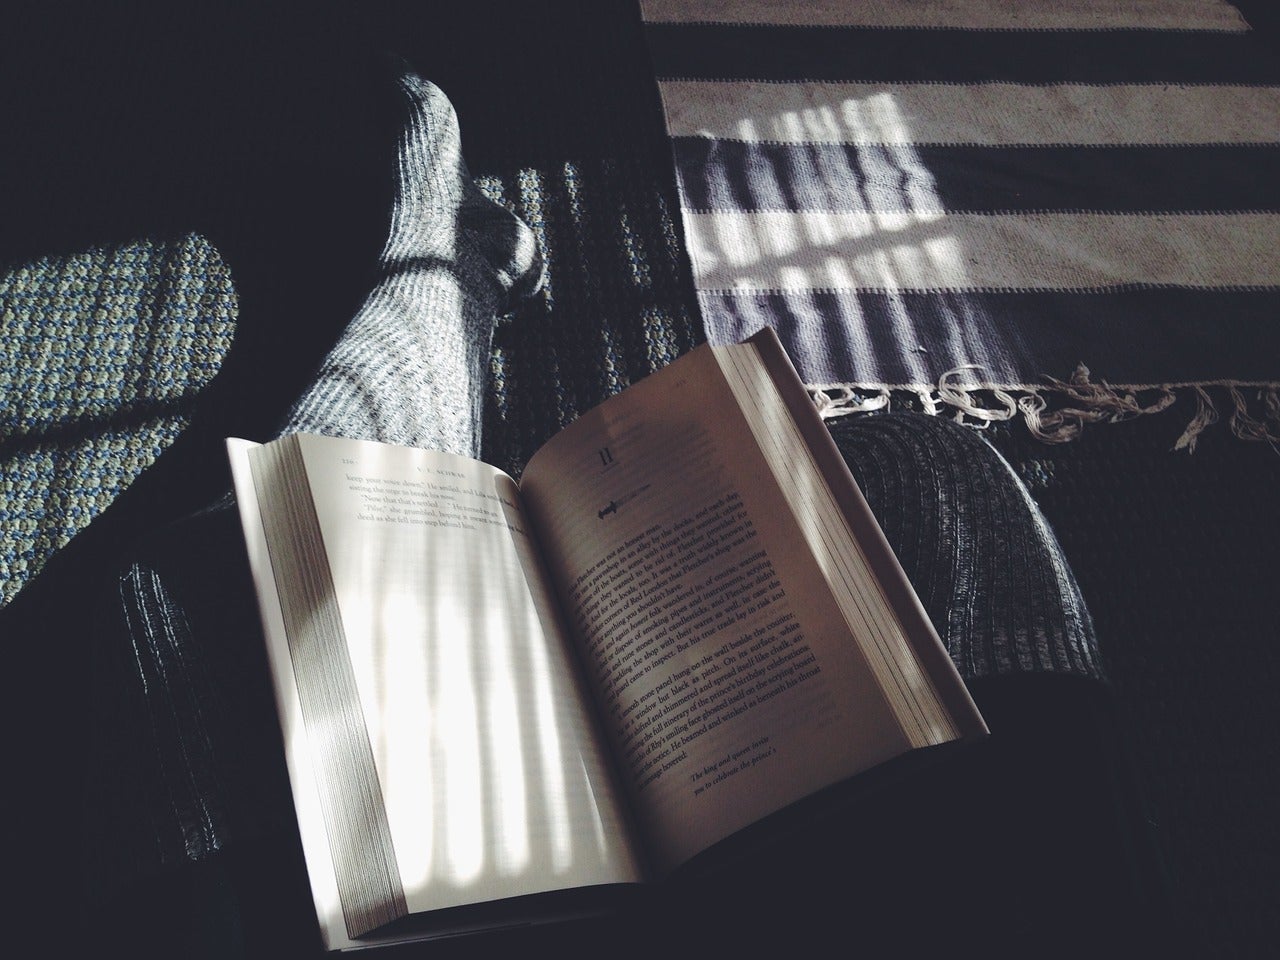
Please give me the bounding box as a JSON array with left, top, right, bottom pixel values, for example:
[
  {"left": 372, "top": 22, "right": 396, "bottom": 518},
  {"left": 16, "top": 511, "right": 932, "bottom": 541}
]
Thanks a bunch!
[
  {"left": 810, "top": 367, "right": 1280, "bottom": 453},
  {"left": 811, "top": 385, "right": 890, "bottom": 417},
  {"left": 1226, "top": 385, "right": 1280, "bottom": 445},
  {"left": 1172, "top": 386, "right": 1218, "bottom": 453}
]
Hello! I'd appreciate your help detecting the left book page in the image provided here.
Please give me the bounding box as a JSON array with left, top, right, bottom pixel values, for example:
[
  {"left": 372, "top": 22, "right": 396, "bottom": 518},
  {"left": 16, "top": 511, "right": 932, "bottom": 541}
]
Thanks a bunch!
[{"left": 227, "top": 434, "right": 644, "bottom": 951}]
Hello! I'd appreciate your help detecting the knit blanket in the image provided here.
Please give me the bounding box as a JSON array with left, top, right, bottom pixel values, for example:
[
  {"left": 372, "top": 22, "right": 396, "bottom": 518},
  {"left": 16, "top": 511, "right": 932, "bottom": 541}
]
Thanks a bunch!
[
  {"left": 639, "top": 0, "right": 1280, "bottom": 447},
  {"left": 0, "top": 235, "right": 236, "bottom": 607}
]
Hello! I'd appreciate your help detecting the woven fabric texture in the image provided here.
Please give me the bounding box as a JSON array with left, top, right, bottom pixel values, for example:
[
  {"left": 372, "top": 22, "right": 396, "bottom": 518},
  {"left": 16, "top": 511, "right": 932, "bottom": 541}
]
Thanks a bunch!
[{"left": 0, "top": 234, "right": 236, "bottom": 606}]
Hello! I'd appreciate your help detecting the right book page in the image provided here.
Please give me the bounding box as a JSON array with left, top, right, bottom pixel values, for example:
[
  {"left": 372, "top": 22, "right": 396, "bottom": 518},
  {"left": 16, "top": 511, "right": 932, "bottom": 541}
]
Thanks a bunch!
[{"left": 520, "top": 329, "right": 985, "bottom": 874}]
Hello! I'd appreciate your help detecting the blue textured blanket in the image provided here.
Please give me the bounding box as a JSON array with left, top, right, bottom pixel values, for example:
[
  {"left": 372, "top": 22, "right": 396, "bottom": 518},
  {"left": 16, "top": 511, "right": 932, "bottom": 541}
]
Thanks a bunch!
[{"left": 641, "top": 0, "right": 1280, "bottom": 445}]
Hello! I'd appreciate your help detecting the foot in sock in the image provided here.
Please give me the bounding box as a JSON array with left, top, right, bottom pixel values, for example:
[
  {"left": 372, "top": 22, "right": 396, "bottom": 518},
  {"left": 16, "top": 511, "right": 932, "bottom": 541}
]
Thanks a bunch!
[{"left": 280, "top": 67, "right": 543, "bottom": 459}]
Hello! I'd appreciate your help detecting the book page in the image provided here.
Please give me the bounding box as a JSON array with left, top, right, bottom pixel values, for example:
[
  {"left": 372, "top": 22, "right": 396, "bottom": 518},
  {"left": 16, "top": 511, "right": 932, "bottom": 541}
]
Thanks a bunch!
[
  {"left": 240, "top": 435, "right": 643, "bottom": 947},
  {"left": 519, "top": 344, "right": 932, "bottom": 871}
]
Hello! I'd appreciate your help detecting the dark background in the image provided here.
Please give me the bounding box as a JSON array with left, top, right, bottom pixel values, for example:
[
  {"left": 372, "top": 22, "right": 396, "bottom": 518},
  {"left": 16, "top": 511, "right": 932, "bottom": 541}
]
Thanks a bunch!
[{"left": 3, "top": 2, "right": 1278, "bottom": 956}]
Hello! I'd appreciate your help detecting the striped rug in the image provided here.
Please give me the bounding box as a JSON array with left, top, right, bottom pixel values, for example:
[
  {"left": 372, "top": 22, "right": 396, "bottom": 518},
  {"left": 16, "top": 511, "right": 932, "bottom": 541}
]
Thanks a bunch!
[{"left": 639, "top": 0, "right": 1280, "bottom": 446}]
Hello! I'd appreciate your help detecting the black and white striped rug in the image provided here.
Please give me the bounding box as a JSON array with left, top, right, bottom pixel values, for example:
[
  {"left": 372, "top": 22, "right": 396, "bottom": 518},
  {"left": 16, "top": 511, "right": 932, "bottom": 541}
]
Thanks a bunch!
[{"left": 640, "top": 0, "right": 1280, "bottom": 445}]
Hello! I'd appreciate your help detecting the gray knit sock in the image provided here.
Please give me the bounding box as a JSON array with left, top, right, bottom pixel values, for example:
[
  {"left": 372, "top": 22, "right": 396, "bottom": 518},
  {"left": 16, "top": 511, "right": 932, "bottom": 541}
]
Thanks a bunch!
[{"left": 278, "top": 68, "right": 542, "bottom": 458}]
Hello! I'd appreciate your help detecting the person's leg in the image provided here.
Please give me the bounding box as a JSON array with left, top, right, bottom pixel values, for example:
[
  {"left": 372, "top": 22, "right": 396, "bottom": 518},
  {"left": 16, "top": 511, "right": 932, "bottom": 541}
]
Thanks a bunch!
[
  {"left": 80, "top": 66, "right": 542, "bottom": 946},
  {"left": 828, "top": 412, "right": 1102, "bottom": 682},
  {"left": 277, "top": 66, "right": 541, "bottom": 458},
  {"left": 830, "top": 414, "right": 1171, "bottom": 950},
  {"left": 653, "top": 412, "right": 1175, "bottom": 956}
]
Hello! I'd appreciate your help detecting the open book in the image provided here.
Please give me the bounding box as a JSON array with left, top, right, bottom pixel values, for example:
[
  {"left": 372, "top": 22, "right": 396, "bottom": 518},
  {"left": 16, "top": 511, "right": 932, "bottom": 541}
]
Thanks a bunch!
[{"left": 227, "top": 329, "right": 987, "bottom": 951}]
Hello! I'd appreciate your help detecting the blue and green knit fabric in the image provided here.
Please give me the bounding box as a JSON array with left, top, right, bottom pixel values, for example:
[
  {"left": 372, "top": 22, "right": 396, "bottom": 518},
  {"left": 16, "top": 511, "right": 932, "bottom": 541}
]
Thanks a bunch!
[{"left": 0, "top": 233, "right": 236, "bottom": 606}]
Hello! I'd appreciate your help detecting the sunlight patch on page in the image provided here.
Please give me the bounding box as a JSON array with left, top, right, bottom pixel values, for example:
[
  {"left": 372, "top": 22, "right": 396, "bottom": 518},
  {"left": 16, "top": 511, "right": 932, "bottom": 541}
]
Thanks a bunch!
[
  {"left": 432, "top": 586, "right": 487, "bottom": 886},
  {"left": 525, "top": 597, "right": 577, "bottom": 874},
  {"left": 376, "top": 588, "right": 437, "bottom": 887},
  {"left": 480, "top": 585, "right": 533, "bottom": 877}
]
